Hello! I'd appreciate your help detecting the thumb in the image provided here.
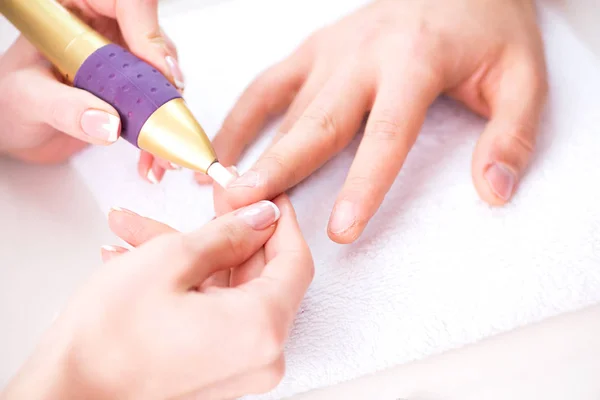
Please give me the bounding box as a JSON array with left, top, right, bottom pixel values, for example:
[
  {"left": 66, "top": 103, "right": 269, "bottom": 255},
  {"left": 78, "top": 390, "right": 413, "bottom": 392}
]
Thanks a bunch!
[
  {"left": 30, "top": 71, "right": 121, "bottom": 145},
  {"left": 168, "top": 200, "right": 280, "bottom": 288},
  {"left": 472, "top": 55, "right": 548, "bottom": 205},
  {"left": 114, "top": 0, "right": 184, "bottom": 90}
]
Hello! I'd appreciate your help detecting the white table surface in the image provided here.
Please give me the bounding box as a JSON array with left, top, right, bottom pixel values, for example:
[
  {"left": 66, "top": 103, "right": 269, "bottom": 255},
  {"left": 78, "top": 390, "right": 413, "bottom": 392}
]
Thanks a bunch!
[{"left": 1, "top": 1, "right": 599, "bottom": 399}]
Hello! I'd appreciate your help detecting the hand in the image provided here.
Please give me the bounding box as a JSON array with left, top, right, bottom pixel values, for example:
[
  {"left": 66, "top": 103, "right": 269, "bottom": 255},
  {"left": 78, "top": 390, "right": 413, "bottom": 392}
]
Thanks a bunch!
[
  {"left": 202, "top": 0, "right": 548, "bottom": 243},
  {"left": 2, "top": 196, "right": 314, "bottom": 400},
  {"left": 0, "top": 0, "right": 184, "bottom": 182}
]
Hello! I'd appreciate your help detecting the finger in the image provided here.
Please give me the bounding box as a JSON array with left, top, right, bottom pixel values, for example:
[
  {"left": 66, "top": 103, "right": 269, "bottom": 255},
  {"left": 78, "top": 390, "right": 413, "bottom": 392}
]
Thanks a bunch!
[
  {"left": 137, "top": 152, "right": 166, "bottom": 183},
  {"left": 100, "top": 244, "right": 129, "bottom": 262},
  {"left": 329, "top": 69, "right": 442, "bottom": 243},
  {"left": 108, "top": 207, "right": 177, "bottom": 246},
  {"left": 212, "top": 167, "right": 239, "bottom": 216},
  {"left": 112, "top": 0, "right": 185, "bottom": 90},
  {"left": 198, "top": 269, "right": 231, "bottom": 290},
  {"left": 255, "top": 70, "right": 328, "bottom": 158},
  {"left": 209, "top": 52, "right": 312, "bottom": 168},
  {"left": 473, "top": 54, "right": 547, "bottom": 205},
  {"left": 277, "top": 70, "right": 326, "bottom": 135},
  {"left": 225, "top": 63, "right": 374, "bottom": 209},
  {"left": 7, "top": 133, "right": 88, "bottom": 164},
  {"left": 241, "top": 195, "right": 313, "bottom": 324},
  {"left": 2, "top": 36, "right": 45, "bottom": 70},
  {"left": 155, "top": 156, "right": 182, "bottom": 171},
  {"left": 21, "top": 69, "right": 121, "bottom": 145},
  {"left": 229, "top": 250, "right": 266, "bottom": 287},
  {"left": 161, "top": 28, "right": 179, "bottom": 60},
  {"left": 175, "top": 200, "right": 281, "bottom": 286},
  {"left": 150, "top": 160, "right": 166, "bottom": 184}
]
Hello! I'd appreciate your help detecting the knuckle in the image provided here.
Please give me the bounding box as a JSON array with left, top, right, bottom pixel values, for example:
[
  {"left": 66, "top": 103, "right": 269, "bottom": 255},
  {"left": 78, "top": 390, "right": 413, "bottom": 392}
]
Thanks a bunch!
[
  {"left": 216, "top": 219, "right": 247, "bottom": 259},
  {"left": 365, "top": 112, "right": 403, "bottom": 141},
  {"left": 505, "top": 123, "right": 536, "bottom": 155},
  {"left": 300, "top": 105, "right": 341, "bottom": 150},
  {"left": 258, "top": 152, "right": 297, "bottom": 188}
]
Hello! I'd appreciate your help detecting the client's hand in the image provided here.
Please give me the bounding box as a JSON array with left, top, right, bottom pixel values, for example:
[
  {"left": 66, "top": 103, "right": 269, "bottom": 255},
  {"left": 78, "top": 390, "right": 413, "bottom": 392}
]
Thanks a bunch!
[
  {"left": 2, "top": 196, "right": 313, "bottom": 400},
  {"left": 202, "top": 0, "right": 548, "bottom": 244},
  {"left": 0, "top": 0, "right": 183, "bottom": 183}
]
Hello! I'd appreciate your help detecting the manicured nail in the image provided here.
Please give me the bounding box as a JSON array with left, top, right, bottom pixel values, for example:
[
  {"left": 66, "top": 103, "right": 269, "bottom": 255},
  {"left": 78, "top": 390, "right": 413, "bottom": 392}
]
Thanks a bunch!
[
  {"left": 228, "top": 170, "right": 260, "bottom": 188},
  {"left": 165, "top": 56, "right": 185, "bottom": 90},
  {"left": 81, "top": 110, "right": 120, "bottom": 142},
  {"left": 101, "top": 245, "right": 118, "bottom": 252},
  {"left": 484, "top": 163, "right": 516, "bottom": 201},
  {"left": 147, "top": 169, "right": 159, "bottom": 184},
  {"left": 329, "top": 200, "right": 357, "bottom": 234},
  {"left": 169, "top": 162, "right": 181, "bottom": 170},
  {"left": 235, "top": 200, "right": 280, "bottom": 230},
  {"left": 109, "top": 206, "right": 136, "bottom": 216}
]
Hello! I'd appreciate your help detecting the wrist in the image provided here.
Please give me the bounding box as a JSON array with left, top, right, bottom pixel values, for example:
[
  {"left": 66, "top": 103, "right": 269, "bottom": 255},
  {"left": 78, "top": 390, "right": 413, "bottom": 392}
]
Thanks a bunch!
[{"left": 1, "top": 321, "right": 102, "bottom": 400}]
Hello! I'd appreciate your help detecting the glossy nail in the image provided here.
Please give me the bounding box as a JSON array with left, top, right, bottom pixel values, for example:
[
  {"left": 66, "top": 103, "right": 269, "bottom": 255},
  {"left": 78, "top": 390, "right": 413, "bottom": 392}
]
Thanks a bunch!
[
  {"left": 235, "top": 200, "right": 280, "bottom": 230},
  {"left": 228, "top": 170, "right": 260, "bottom": 188},
  {"left": 329, "top": 200, "right": 357, "bottom": 234},
  {"left": 485, "top": 163, "right": 516, "bottom": 201},
  {"left": 165, "top": 56, "right": 185, "bottom": 90},
  {"left": 81, "top": 110, "right": 120, "bottom": 142}
]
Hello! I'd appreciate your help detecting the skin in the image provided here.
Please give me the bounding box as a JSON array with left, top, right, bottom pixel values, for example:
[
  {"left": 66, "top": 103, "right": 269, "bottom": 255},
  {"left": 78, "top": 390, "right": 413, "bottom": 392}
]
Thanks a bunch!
[
  {"left": 197, "top": 0, "right": 548, "bottom": 244},
  {"left": 0, "top": 0, "right": 180, "bottom": 181},
  {"left": 2, "top": 194, "right": 314, "bottom": 400}
]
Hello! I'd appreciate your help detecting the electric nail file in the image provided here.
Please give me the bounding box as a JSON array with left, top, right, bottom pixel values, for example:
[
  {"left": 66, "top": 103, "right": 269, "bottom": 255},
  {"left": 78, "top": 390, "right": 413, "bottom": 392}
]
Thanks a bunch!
[{"left": 0, "top": 0, "right": 234, "bottom": 186}]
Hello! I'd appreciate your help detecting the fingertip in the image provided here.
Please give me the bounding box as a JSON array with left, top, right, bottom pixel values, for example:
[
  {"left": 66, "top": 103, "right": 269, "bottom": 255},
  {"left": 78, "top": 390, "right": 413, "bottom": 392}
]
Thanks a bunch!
[
  {"left": 326, "top": 226, "right": 362, "bottom": 245},
  {"left": 326, "top": 200, "right": 365, "bottom": 244},
  {"left": 195, "top": 172, "right": 213, "bottom": 185},
  {"left": 146, "top": 162, "right": 165, "bottom": 184}
]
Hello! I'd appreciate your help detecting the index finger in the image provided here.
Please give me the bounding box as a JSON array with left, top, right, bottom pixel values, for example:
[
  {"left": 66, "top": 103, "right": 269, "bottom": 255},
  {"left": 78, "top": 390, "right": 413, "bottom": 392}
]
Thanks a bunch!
[
  {"left": 88, "top": 0, "right": 183, "bottom": 89},
  {"left": 224, "top": 63, "right": 373, "bottom": 209}
]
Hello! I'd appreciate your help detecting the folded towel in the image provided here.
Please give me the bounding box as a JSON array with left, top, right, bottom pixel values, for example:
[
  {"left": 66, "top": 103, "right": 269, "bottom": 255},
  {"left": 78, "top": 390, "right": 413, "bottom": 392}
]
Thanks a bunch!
[{"left": 70, "top": 1, "right": 600, "bottom": 398}]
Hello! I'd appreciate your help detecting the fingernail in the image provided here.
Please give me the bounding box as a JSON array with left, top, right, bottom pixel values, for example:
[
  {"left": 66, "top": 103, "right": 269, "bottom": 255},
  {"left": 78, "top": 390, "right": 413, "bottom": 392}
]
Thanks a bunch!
[
  {"left": 235, "top": 200, "right": 280, "bottom": 230},
  {"left": 484, "top": 163, "right": 516, "bottom": 201},
  {"left": 101, "top": 245, "right": 118, "bottom": 252},
  {"left": 228, "top": 170, "right": 260, "bottom": 188},
  {"left": 165, "top": 56, "right": 185, "bottom": 90},
  {"left": 109, "top": 206, "right": 136, "bottom": 216},
  {"left": 81, "top": 110, "right": 120, "bottom": 142},
  {"left": 147, "top": 169, "right": 159, "bottom": 184},
  {"left": 169, "top": 162, "right": 181, "bottom": 170},
  {"left": 329, "top": 200, "right": 357, "bottom": 234}
]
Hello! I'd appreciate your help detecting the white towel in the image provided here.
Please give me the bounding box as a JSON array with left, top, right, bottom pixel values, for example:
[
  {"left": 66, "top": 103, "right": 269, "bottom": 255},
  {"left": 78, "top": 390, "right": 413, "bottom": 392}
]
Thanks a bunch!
[{"left": 70, "top": 1, "right": 600, "bottom": 399}]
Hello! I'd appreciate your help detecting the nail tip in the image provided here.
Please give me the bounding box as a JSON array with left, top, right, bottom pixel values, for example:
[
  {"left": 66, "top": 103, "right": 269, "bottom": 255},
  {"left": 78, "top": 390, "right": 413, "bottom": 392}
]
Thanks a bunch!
[
  {"left": 101, "top": 245, "right": 117, "bottom": 252},
  {"left": 147, "top": 170, "right": 159, "bottom": 184},
  {"left": 264, "top": 200, "right": 281, "bottom": 221}
]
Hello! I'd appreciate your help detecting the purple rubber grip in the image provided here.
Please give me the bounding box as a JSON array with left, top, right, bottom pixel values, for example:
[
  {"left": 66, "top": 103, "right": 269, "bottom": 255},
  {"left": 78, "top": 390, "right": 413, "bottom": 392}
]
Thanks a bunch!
[{"left": 73, "top": 44, "right": 181, "bottom": 146}]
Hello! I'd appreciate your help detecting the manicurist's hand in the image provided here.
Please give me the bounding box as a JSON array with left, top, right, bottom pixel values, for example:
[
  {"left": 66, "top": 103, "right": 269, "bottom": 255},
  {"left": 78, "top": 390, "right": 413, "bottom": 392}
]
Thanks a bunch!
[
  {"left": 0, "top": 0, "right": 183, "bottom": 183},
  {"left": 202, "top": 0, "right": 548, "bottom": 243},
  {"left": 2, "top": 196, "right": 313, "bottom": 400}
]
